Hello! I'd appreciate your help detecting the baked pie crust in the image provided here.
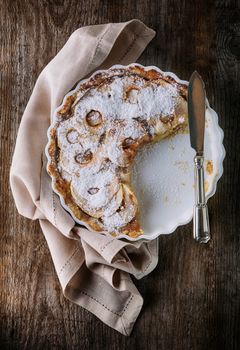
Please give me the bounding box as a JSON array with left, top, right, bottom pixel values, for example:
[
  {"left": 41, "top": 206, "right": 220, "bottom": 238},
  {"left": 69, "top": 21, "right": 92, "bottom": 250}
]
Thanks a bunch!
[{"left": 47, "top": 65, "right": 188, "bottom": 238}]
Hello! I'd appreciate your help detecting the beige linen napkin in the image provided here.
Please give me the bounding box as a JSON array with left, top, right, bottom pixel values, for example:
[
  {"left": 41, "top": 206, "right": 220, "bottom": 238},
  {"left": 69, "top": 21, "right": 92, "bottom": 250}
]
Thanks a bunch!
[{"left": 10, "top": 19, "right": 159, "bottom": 336}]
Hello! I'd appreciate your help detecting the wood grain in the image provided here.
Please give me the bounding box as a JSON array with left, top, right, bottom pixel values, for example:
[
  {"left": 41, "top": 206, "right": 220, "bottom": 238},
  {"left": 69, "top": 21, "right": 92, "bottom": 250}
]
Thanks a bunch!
[{"left": 1, "top": 0, "right": 240, "bottom": 349}]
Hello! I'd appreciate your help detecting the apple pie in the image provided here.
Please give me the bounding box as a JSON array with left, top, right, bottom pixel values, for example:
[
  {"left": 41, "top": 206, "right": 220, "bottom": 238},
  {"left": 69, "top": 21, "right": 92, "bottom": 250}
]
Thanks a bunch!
[{"left": 46, "top": 65, "right": 188, "bottom": 238}]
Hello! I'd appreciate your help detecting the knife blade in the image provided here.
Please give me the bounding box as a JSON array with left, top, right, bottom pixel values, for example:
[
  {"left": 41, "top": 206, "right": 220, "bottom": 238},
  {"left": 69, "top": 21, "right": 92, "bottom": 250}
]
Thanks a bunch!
[
  {"left": 188, "top": 71, "right": 210, "bottom": 243},
  {"left": 188, "top": 71, "right": 206, "bottom": 155}
]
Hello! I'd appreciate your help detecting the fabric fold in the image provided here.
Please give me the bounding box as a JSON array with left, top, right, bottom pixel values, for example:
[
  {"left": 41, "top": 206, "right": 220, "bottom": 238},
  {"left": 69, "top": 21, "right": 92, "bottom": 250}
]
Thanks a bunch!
[{"left": 10, "top": 19, "right": 158, "bottom": 336}]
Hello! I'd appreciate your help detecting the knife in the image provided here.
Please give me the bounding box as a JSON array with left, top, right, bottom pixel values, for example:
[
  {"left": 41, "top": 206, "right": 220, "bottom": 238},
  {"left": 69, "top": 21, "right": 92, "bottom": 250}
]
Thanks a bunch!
[{"left": 188, "top": 71, "right": 210, "bottom": 243}]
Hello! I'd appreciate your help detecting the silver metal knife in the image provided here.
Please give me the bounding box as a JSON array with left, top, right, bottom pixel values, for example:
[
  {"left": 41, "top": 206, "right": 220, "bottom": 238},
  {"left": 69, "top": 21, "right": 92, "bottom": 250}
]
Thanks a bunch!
[{"left": 188, "top": 71, "right": 210, "bottom": 243}]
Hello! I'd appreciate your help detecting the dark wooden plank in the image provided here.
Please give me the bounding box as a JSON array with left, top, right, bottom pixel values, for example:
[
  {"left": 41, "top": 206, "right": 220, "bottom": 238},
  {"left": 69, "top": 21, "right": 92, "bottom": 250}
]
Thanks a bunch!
[{"left": 1, "top": 0, "right": 240, "bottom": 349}]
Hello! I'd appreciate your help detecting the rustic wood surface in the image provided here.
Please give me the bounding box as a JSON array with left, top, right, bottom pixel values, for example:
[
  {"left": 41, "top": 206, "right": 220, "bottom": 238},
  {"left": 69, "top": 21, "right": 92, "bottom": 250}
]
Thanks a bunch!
[{"left": 1, "top": 0, "right": 240, "bottom": 349}]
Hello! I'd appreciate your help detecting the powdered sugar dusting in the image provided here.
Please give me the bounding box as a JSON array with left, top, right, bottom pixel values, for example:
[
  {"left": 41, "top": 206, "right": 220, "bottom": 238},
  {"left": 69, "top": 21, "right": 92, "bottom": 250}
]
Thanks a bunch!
[
  {"left": 102, "top": 203, "right": 135, "bottom": 230},
  {"left": 71, "top": 162, "right": 120, "bottom": 210},
  {"left": 75, "top": 76, "right": 178, "bottom": 122}
]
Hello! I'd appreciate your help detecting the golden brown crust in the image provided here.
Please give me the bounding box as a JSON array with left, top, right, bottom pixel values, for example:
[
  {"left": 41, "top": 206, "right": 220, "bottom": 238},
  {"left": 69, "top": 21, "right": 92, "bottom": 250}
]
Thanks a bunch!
[{"left": 46, "top": 65, "right": 188, "bottom": 237}]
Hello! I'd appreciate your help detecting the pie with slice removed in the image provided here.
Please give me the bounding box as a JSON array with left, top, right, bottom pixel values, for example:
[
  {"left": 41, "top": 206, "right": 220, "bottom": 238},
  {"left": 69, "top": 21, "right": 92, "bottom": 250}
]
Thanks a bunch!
[{"left": 47, "top": 65, "right": 188, "bottom": 238}]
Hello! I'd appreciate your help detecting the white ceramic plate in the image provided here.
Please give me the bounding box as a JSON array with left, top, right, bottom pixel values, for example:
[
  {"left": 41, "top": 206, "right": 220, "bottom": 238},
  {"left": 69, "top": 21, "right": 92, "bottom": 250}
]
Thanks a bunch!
[
  {"left": 46, "top": 64, "right": 225, "bottom": 241},
  {"left": 130, "top": 104, "right": 225, "bottom": 241}
]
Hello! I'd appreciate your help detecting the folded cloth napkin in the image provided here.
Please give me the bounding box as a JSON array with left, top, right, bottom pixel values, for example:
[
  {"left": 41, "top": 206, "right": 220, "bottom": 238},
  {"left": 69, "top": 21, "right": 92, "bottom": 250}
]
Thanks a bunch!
[{"left": 10, "top": 19, "right": 159, "bottom": 336}]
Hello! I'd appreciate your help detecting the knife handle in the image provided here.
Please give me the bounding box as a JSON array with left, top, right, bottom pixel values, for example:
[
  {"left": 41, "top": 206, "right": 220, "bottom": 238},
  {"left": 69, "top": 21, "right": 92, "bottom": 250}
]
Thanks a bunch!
[{"left": 193, "top": 155, "right": 211, "bottom": 243}]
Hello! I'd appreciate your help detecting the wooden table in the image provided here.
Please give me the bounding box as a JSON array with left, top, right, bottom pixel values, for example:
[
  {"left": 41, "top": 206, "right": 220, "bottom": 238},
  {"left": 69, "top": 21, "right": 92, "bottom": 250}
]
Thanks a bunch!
[{"left": 1, "top": 1, "right": 239, "bottom": 349}]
